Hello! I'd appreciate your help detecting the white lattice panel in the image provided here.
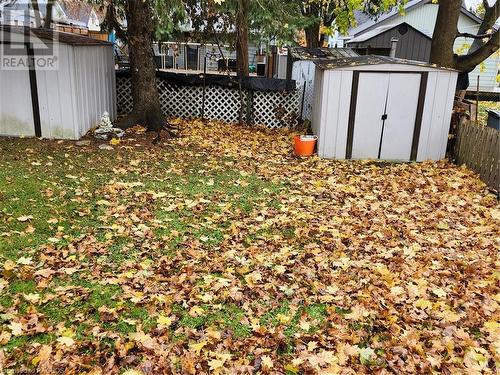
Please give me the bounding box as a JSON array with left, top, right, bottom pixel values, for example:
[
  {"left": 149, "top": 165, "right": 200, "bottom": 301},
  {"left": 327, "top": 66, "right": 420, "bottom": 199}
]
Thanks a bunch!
[
  {"left": 116, "top": 76, "right": 133, "bottom": 114},
  {"left": 204, "top": 86, "right": 247, "bottom": 123},
  {"left": 253, "top": 90, "right": 301, "bottom": 128},
  {"left": 298, "top": 80, "right": 315, "bottom": 121},
  {"left": 116, "top": 75, "right": 300, "bottom": 128},
  {"left": 158, "top": 80, "right": 203, "bottom": 119}
]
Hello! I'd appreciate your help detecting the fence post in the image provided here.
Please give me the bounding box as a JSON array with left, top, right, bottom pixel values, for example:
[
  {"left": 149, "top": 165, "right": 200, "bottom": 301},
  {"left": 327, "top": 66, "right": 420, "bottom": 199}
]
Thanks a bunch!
[
  {"left": 246, "top": 90, "right": 254, "bottom": 125},
  {"left": 454, "top": 118, "right": 500, "bottom": 194}
]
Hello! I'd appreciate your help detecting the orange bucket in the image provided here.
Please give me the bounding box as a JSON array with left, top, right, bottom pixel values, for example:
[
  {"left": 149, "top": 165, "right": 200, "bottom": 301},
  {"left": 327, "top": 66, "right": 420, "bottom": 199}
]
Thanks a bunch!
[{"left": 294, "top": 135, "right": 317, "bottom": 156}]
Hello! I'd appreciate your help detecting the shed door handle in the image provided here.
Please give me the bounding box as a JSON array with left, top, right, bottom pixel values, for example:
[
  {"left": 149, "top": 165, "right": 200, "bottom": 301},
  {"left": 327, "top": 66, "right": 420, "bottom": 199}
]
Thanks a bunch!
[{"left": 381, "top": 114, "right": 388, "bottom": 120}]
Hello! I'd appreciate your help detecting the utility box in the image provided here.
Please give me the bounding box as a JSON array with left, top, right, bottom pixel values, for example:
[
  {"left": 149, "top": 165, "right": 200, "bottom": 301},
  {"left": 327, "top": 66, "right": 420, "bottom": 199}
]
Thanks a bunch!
[{"left": 486, "top": 110, "right": 499, "bottom": 130}]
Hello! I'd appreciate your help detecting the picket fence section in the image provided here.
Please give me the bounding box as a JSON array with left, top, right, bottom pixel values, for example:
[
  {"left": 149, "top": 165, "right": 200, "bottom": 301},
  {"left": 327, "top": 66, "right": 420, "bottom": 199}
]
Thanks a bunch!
[
  {"left": 454, "top": 119, "right": 499, "bottom": 192},
  {"left": 116, "top": 75, "right": 302, "bottom": 129}
]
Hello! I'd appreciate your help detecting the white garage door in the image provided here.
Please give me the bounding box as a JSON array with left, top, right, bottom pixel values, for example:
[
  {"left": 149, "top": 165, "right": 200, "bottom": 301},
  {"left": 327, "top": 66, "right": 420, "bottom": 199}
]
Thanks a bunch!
[{"left": 351, "top": 72, "right": 421, "bottom": 161}]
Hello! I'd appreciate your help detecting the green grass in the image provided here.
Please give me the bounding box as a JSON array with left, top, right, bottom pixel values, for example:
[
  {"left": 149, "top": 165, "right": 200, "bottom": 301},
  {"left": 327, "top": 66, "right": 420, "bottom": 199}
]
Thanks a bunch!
[
  {"left": 0, "top": 140, "right": 288, "bottom": 357},
  {"left": 1, "top": 120, "right": 498, "bottom": 373}
]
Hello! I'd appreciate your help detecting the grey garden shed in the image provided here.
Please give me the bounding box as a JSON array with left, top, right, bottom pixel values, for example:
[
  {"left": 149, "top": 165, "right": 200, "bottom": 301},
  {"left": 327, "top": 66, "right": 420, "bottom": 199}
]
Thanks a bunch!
[
  {"left": 0, "top": 26, "right": 116, "bottom": 140},
  {"left": 312, "top": 56, "right": 458, "bottom": 161}
]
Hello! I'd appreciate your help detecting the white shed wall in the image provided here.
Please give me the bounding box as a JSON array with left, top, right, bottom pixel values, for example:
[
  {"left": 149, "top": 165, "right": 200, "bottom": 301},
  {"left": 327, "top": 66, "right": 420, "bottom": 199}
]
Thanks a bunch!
[
  {"left": 291, "top": 60, "right": 316, "bottom": 120},
  {"left": 315, "top": 69, "right": 352, "bottom": 158},
  {"left": 35, "top": 43, "right": 78, "bottom": 139},
  {"left": 0, "top": 45, "right": 35, "bottom": 137},
  {"left": 0, "top": 30, "right": 115, "bottom": 140},
  {"left": 417, "top": 70, "right": 457, "bottom": 161},
  {"left": 73, "top": 45, "right": 116, "bottom": 138},
  {"left": 313, "top": 63, "right": 458, "bottom": 161}
]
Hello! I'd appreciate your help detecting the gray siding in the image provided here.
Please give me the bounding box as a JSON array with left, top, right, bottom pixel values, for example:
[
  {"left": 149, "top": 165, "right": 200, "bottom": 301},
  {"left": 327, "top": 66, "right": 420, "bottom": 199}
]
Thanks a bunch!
[{"left": 348, "top": 25, "right": 431, "bottom": 62}]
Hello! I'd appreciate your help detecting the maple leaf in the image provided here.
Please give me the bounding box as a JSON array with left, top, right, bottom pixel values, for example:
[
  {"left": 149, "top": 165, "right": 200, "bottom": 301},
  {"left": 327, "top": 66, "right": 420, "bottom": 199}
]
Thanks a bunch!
[
  {"left": 261, "top": 355, "right": 273, "bottom": 370},
  {"left": 436, "top": 221, "right": 449, "bottom": 230},
  {"left": 4, "top": 260, "right": 16, "bottom": 271},
  {"left": 189, "top": 306, "right": 204, "bottom": 317},
  {"left": 432, "top": 288, "right": 447, "bottom": 298},
  {"left": 0, "top": 331, "right": 11, "bottom": 345},
  {"left": 390, "top": 286, "right": 405, "bottom": 296},
  {"left": 17, "top": 257, "right": 33, "bottom": 265},
  {"left": 464, "top": 348, "right": 489, "bottom": 371},
  {"left": 244, "top": 271, "right": 262, "bottom": 287},
  {"left": 358, "top": 347, "right": 376, "bottom": 365},
  {"left": 157, "top": 315, "right": 173, "bottom": 328},
  {"left": 56, "top": 337, "right": 75, "bottom": 347},
  {"left": 299, "top": 320, "right": 311, "bottom": 331},
  {"left": 284, "top": 364, "right": 299, "bottom": 374},
  {"left": 16, "top": 215, "right": 33, "bottom": 222},
  {"left": 415, "top": 298, "right": 433, "bottom": 310},
  {"left": 122, "top": 370, "right": 144, "bottom": 375},
  {"left": 23, "top": 293, "right": 40, "bottom": 303},
  {"left": 8, "top": 322, "right": 23, "bottom": 336},
  {"left": 307, "top": 341, "right": 318, "bottom": 351},
  {"left": 189, "top": 340, "right": 208, "bottom": 355}
]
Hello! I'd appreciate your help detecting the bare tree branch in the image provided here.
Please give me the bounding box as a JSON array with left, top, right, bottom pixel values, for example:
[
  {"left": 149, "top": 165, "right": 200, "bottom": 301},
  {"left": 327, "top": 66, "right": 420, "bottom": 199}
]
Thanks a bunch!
[
  {"left": 456, "top": 29, "right": 500, "bottom": 71},
  {"left": 468, "top": 0, "right": 499, "bottom": 53},
  {"left": 105, "top": 2, "right": 128, "bottom": 42},
  {"left": 457, "top": 31, "right": 496, "bottom": 39}
]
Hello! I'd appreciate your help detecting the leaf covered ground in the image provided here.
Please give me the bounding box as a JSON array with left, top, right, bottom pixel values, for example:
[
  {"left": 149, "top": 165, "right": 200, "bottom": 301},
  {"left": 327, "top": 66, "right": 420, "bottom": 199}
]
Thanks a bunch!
[{"left": 0, "top": 120, "right": 499, "bottom": 374}]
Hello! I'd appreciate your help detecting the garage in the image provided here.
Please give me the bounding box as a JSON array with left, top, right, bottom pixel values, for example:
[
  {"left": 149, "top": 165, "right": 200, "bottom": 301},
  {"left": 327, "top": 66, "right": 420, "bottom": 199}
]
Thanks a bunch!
[{"left": 312, "top": 56, "right": 458, "bottom": 161}]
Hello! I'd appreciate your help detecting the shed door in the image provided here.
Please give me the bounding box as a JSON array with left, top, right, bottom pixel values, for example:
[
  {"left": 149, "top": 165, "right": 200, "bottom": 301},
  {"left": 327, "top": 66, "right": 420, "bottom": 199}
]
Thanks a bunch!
[
  {"left": 351, "top": 73, "right": 390, "bottom": 159},
  {"left": 350, "top": 72, "right": 422, "bottom": 161},
  {"left": 379, "top": 74, "right": 421, "bottom": 160}
]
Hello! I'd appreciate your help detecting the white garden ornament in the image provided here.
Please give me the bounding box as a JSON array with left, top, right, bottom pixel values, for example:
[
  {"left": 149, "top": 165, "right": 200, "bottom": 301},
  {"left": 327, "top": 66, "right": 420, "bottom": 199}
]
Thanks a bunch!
[{"left": 94, "top": 112, "right": 124, "bottom": 140}]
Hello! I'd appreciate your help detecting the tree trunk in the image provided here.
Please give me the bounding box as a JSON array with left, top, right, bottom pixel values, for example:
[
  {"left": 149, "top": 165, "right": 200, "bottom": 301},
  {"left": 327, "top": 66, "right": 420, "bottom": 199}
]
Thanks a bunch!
[
  {"left": 235, "top": 0, "right": 249, "bottom": 125},
  {"left": 469, "top": 1, "right": 499, "bottom": 53},
  {"left": 429, "top": 0, "right": 461, "bottom": 68},
  {"left": 305, "top": 22, "right": 321, "bottom": 48},
  {"left": 30, "top": 0, "right": 42, "bottom": 28},
  {"left": 430, "top": 0, "right": 499, "bottom": 73},
  {"left": 235, "top": 0, "right": 249, "bottom": 77},
  {"left": 121, "top": 0, "right": 164, "bottom": 131},
  {"left": 43, "top": 0, "right": 54, "bottom": 28}
]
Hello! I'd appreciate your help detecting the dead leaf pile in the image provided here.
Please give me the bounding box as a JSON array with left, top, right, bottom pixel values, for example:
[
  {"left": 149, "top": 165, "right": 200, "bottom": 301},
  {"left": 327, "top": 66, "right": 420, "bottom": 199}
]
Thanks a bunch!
[{"left": 0, "top": 119, "right": 498, "bottom": 374}]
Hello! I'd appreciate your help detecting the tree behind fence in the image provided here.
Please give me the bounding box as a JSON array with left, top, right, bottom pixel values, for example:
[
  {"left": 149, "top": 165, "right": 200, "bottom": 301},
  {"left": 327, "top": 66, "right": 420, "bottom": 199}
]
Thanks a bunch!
[{"left": 454, "top": 118, "right": 499, "bottom": 193}]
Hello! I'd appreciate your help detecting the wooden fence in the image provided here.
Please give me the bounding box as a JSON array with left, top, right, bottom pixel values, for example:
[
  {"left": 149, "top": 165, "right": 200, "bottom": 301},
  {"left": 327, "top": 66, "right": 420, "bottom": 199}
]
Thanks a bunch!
[{"left": 454, "top": 118, "right": 499, "bottom": 193}]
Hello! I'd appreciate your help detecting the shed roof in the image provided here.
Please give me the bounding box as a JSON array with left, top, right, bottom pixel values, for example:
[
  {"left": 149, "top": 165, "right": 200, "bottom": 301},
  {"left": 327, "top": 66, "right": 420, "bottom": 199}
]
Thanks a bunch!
[
  {"left": 0, "top": 25, "right": 112, "bottom": 46},
  {"left": 347, "top": 22, "right": 431, "bottom": 44},
  {"left": 314, "top": 55, "right": 456, "bottom": 71},
  {"left": 289, "top": 47, "right": 358, "bottom": 61}
]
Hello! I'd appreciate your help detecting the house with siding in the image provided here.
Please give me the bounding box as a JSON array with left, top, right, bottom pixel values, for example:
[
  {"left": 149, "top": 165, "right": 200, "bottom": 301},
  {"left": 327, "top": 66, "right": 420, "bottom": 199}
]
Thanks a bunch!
[{"left": 338, "top": 0, "right": 499, "bottom": 94}]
